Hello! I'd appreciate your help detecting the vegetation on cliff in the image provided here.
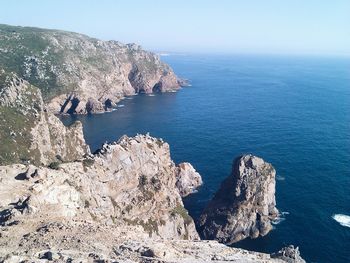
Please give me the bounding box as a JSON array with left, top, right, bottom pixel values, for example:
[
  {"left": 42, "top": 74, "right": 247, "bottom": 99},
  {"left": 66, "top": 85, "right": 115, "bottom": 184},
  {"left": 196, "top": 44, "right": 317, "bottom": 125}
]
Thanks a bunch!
[{"left": 0, "top": 24, "right": 181, "bottom": 114}]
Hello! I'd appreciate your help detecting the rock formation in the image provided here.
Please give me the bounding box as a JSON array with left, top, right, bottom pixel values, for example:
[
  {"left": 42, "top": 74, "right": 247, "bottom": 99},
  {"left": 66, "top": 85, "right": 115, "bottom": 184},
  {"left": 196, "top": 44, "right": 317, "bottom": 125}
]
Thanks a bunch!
[
  {"left": 0, "top": 135, "right": 305, "bottom": 262},
  {"left": 0, "top": 134, "right": 198, "bottom": 242},
  {"left": 0, "top": 72, "right": 89, "bottom": 165},
  {"left": 0, "top": 24, "right": 183, "bottom": 114},
  {"left": 176, "top": 162, "right": 203, "bottom": 197},
  {"left": 271, "top": 246, "right": 306, "bottom": 263},
  {"left": 0, "top": 24, "right": 306, "bottom": 262},
  {"left": 0, "top": 229, "right": 304, "bottom": 262},
  {"left": 199, "top": 154, "right": 279, "bottom": 244}
]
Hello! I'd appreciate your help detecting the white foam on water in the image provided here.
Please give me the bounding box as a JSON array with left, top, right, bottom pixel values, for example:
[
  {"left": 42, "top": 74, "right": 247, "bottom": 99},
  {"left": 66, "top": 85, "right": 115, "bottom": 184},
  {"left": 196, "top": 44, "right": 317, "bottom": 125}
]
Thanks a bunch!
[
  {"left": 117, "top": 104, "right": 125, "bottom": 108},
  {"left": 272, "top": 211, "right": 289, "bottom": 225},
  {"left": 276, "top": 175, "right": 285, "bottom": 181},
  {"left": 147, "top": 94, "right": 155, "bottom": 97},
  {"left": 272, "top": 217, "right": 286, "bottom": 225},
  {"left": 333, "top": 214, "right": 350, "bottom": 228}
]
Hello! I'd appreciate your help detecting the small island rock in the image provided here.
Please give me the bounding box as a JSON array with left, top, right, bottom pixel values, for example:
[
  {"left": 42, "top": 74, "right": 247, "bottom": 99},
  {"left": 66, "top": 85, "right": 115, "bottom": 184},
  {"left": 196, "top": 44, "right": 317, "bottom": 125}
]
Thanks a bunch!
[{"left": 199, "top": 154, "right": 279, "bottom": 244}]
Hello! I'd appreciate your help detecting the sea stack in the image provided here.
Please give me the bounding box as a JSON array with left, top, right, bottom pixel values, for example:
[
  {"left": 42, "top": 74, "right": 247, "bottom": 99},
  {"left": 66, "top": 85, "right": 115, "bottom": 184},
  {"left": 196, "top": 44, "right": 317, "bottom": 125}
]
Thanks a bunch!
[{"left": 199, "top": 154, "right": 279, "bottom": 244}]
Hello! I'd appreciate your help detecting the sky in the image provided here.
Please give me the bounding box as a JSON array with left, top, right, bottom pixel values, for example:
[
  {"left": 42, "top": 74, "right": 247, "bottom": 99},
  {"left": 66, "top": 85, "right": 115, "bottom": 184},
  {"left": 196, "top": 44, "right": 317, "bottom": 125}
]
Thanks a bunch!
[{"left": 1, "top": 0, "right": 350, "bottom": 55}]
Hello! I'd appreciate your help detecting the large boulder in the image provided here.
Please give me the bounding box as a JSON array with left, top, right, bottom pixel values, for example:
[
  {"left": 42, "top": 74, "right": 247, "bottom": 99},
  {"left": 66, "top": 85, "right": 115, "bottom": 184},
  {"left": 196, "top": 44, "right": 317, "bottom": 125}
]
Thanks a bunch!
[{"left": 199, "top": 154, "right": 279, "bottom": 244}]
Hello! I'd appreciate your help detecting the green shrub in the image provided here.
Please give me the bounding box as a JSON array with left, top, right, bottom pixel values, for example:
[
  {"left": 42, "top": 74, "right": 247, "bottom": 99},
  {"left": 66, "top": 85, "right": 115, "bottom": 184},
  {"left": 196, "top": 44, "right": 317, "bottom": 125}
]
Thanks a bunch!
[
  {"left": 138, "top": 175, "right": 147, "bottom": 188},
  {"left": 48, "top": 162, "right": 60, "bottom": 170},
  {"left": 171, "top": 204, "right": 192, "bottom": 225},
  {"left": 82, "top": 158, "right": 94, "bottom": 167}
]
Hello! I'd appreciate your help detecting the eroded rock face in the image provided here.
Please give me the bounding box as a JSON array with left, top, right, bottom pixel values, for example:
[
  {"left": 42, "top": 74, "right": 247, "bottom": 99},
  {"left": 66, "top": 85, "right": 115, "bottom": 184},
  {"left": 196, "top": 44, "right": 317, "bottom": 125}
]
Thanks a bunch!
[
  {"left": 199, "top": 154, "right": 279, "bottom": 244},
  {"left": 176, "top": 162, "right": 203, "bottom": 197},
  {"left": 0, "top": 134, "right": 198, "bottom": 242},
  {"left": 0, "top": 24, "right": 183, "bottom": 115},
  {"left": 0, "top": 135, "right": 305, "bottom": 262},
  {"left": 0, "top": 73, "right": 90, "bottom": 165}
]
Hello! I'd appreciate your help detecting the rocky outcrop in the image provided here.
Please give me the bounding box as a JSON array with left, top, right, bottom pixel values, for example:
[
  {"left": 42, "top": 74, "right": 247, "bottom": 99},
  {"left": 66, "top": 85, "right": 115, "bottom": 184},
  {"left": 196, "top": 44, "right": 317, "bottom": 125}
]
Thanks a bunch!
[
  {"left": 0, "top": 25, "right": 306, "bottom": 260},
  {"left": 199, "top": 154, "right": 279, "bottom": 244},
  {"left": 0, "top": 134, "right": 198, "bottom": 242},
  {"left": 176, "top": 162, "right": 203, "bottom": 197},
  {"left": 0, "top": 24, "right": 183, "bottom": 114},
  {"left": 0, "top": 223, "right": 304, "bottom": 263},
  {"left": 0, "top": 72, "right": 89, "bottom": 165},
  {"left": 0, "top": 136, "right": 305, "bottom": 262},
  {"left": 271, "top": 246, "right": 306, "bottom": 263}
]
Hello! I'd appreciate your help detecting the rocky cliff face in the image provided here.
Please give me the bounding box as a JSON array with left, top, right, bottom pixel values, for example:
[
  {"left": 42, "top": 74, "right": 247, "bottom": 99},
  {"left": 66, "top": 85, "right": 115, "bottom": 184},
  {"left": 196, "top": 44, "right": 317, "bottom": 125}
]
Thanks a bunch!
[
  {"left": 0, "top": 134, "right": 198, "bottom": 242},
  {"left": 0, "top": 24, "right": 305, "bottom": 262},
  {"left": 176, "top": 162, "right": 203, "bottom": 197},
  {"left": 0, "top": 71, "right": 89, "bottom": 165},
  {"left": 0, "top": 135, "right": 305, "bottom": 262},
  {"left": 0, "top": 24, "right": 182, "bottom": 114},
  {"left": 199, "top": 154, "right": 279, "bottom": 244}
]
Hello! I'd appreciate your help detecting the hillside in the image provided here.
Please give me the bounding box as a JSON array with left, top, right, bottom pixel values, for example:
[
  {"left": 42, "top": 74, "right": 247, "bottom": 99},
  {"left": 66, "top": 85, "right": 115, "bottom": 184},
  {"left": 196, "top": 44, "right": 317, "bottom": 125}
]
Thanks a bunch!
[{"left": 0, "top": 24, "right": 181, "bottom": 114}]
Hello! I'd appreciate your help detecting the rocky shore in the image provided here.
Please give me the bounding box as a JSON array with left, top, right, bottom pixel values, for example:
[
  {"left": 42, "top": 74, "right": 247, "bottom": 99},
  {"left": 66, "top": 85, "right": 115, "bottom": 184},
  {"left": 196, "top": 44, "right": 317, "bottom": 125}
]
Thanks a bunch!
[
  {"left": 0, "top": 133, "right": 305, "bottom": 262},
  {"left": 0, "top": 24, "right": 184, "bottom": 115},
  {"left": 0, "top": 24, "right": 306, "bottom": 262}
]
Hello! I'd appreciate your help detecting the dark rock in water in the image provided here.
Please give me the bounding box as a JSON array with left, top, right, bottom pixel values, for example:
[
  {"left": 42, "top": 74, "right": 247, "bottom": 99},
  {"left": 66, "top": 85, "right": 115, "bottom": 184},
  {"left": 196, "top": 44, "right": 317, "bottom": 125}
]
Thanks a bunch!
[
  {"left": 271, "top": 246, "right": 306, "bottom": 263},
  {"left": 177, "top": 78, "right": 190, "bottom": 87},
  {"left": 199, "top": 154, "right": 279, "bottom": 244}
]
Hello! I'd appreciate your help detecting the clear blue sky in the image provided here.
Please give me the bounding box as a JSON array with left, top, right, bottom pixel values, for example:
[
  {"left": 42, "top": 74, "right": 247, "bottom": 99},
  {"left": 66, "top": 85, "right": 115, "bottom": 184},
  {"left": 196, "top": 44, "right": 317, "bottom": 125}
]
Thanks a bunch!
[{"left": 2, "top": 0, "right": 350, "bottom": 55}]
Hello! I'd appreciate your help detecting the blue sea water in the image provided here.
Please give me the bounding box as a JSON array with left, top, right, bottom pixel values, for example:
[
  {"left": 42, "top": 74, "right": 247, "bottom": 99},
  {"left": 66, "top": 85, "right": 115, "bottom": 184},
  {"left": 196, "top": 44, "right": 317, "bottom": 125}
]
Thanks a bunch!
[{"left": 60, "top": 54, "right": 350, "bottom": 263}]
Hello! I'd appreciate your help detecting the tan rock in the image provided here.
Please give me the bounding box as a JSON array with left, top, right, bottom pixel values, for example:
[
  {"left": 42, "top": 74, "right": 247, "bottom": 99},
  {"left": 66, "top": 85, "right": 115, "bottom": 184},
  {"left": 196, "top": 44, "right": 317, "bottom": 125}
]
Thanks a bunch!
[
  {"left": 0, "top": 134, "right": 198, "bottom": 241},
  {"left": 176, "top": 162, "right": 203, "bottom": 197}
]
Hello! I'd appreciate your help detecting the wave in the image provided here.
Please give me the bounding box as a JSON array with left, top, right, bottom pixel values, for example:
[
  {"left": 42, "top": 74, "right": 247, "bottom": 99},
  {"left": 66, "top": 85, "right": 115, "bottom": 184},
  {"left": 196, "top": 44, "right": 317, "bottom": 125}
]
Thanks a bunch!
[
  {"left": 117, "top": 104, "right": 125, "bottom": 108},
  {"left": 276, "top": 175, "right": 285, "bottom": 181},
  {"left": 272, "top": 211, "right": 289, "bottom": 225},
  {"left": 147, "top": 94, "right": 156, "bottom": 97},
  {"left": 332, "top": 214, "right": 350, "bottom": 227}
]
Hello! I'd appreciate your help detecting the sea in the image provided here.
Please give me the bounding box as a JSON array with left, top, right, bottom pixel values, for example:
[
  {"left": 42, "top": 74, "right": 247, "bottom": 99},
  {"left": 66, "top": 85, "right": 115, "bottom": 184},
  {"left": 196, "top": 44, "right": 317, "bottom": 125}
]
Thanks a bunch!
[{"left": 60, "top": 54, "right": 350, "bottom": 263}]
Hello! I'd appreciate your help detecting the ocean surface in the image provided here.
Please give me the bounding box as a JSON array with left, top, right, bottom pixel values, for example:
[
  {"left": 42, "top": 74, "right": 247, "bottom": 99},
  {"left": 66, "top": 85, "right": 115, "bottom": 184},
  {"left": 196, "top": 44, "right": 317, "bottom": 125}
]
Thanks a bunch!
[{"left": 60, "top": 54, "right": 350, "bottom": 263}]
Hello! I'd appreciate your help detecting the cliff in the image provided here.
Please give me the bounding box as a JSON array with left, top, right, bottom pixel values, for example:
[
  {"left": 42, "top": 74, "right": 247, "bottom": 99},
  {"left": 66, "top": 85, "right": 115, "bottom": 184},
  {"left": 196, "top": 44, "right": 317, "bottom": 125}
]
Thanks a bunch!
[
  {"left": 199, "top": 155, "right": 279, "bottom": 244},
  {"left": 0, "top": 24, "right": 181, "bottom": 114},
  {"left": 0, "top": 134, "right": 198, "bottom": 241},
  {"left": 0, "top": 76, "right": 305, "bottom": 262},
  {"left": 0, "top": 24, "right": 306, "bottom": 262},
  {"left": 0, "top": 71, "right": 89, "bottom": 165},
  {"left": 0, "top": 136, "right": 304, "bottom": 263}
]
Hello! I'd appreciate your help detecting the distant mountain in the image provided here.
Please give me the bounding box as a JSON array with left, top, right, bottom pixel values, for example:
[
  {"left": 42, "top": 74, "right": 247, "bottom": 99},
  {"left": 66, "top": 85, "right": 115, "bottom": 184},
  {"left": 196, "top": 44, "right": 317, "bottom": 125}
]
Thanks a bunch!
[{"left": 0, "top": 24, "right": 181, "bottom": 114}]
